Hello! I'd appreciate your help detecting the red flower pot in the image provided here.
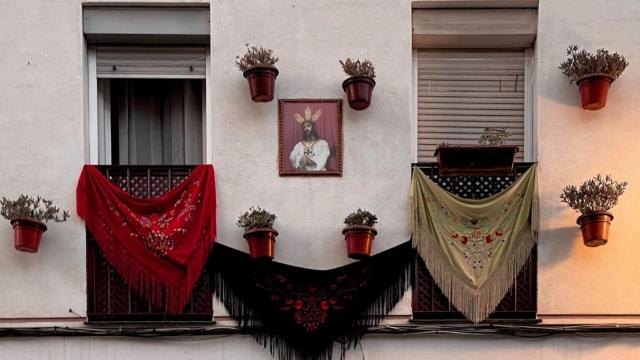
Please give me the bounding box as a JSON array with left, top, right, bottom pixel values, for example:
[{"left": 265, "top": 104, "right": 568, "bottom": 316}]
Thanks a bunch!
[
  {"left": 243, "top": 65, "right": 279, "bottom": 102},
  {"left": 577, "top": 211, "right": 613, "bottom": 247},
  {"left": 342, "top": 76, "right": 375, "bottom": 111},
  {"left": 576, "top": 73, "right": 613, "bottom": 111},
  {"left": 342, "top": 225, "right": 377, "bottom": 259},
  {"left": 10, "top": 218, "right": 47, "bottom": 253},
  {"left": 243, "top": 227, "right": 278, "bottom": 260}
]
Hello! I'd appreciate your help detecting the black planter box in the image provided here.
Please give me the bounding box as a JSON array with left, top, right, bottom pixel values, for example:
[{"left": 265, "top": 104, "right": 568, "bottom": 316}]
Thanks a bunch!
[{"left": 434, "top": 145, "right": 519, "bottom": 176}]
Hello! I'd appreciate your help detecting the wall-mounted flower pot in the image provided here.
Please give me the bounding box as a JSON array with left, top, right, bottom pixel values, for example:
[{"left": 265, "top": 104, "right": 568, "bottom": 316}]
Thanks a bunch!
[
  {"left": 243, "top": 65, "right": 279, "bottom": 102},
  {"left": 342, "top": 225, "right": 377, "bottom": 259},
  {"left": 342, "top": 76, "right": 375, "bottom": 110},
  {"left": 577, "top": 211, "right": 613, "bottom": 247},
  {"left": 10, "top": 218, "right": 47, "bottom": 253},
  {"left": 576, "top": 73, "right": 613, "bottom": 111},
  {"left": 434, "top": 145, "right": 519, "bottom": 176},
  {"left": 243, "top": 227, "right": 278, "bottom": 260}
]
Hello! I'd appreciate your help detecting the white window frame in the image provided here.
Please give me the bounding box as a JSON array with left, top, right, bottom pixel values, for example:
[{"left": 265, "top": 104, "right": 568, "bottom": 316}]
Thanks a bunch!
[
  {"left": 85, "top": 46, "right": 212, "bottom": 165},
  {"left": 412, "top": 46, "right": 537, "bottom": 163}
]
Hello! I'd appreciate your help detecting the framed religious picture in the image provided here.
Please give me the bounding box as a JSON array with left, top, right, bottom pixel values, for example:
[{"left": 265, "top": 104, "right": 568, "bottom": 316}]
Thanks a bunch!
[{"left": 278, "top": 99, "right": 343, "bottom": 177}]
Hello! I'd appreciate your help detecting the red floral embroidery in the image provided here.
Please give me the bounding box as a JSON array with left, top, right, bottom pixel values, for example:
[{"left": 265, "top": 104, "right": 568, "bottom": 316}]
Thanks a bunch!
[
  {"left": 257, "top": 261, "right": 379, "bottom": 331},
  {"left": 461, "top": 236, "right": 469, "bottom": 245},
  {"left": 485, "top": 235, "right": 493, "bottom": 244}
]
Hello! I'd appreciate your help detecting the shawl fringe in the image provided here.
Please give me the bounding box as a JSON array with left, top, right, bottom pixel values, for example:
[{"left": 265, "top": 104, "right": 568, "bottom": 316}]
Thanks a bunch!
[{"left": 211, "top": 242, "right": 413, "bottom": 360}]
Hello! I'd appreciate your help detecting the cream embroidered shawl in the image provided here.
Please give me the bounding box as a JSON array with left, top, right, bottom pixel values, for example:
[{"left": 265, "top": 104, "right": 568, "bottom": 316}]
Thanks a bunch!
[{"left": 411, "top": 165, "right": 538, "bottom": 323}]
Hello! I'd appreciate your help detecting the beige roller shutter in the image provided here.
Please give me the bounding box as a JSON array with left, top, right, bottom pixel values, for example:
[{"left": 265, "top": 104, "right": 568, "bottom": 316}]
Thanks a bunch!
[
  {"left": 417, "top": 50, "right": 525, "bottom": 162},
  {"left": 96, "top": 46, "right": 206, "bottom": 79}
]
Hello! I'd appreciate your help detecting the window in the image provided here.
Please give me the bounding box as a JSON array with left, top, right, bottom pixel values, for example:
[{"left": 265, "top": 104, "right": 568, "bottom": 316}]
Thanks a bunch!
[
  {"left": 84, "top": 4, "right": 212, "bottom": 321},
  {"left": 416, "top": 49, "right": 533, "bottom": 162},
  {"left": 412, "top": 39, "right": 537, "bottom": 322}
]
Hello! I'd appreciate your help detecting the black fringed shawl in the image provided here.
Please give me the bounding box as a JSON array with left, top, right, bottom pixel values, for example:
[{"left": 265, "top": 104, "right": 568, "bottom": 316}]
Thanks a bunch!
[{"left": 209, "top": 241, "right": 414, "bottom": 360}]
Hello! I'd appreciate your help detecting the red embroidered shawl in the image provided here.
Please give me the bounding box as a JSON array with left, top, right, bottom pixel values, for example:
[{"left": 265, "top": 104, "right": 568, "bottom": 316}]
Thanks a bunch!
[{"left": 76, "top": 165, "right": 216, "bottom": 314}]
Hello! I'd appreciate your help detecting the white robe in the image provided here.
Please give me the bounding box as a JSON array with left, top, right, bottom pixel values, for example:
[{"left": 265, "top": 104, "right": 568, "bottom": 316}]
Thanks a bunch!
[{"left": 289, "top": 140, "right": 330, "bottom": 171}]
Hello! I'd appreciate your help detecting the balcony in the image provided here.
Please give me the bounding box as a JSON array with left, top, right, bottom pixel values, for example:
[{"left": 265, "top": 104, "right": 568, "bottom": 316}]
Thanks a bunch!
[
  {"left": 411, "top": 162, "right": 537, "bottom": 321},
  {"left": 86, "top": 165, "right": 213, "bottom": 322}
]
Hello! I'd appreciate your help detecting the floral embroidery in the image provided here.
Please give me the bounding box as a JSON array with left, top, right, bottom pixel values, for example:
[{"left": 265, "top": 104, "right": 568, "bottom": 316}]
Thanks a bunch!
[
  {"left": 100, "top": 180, "right": 203, "bottom": 258},
  {"left": 254, "top": 269, "right": 371, "bottom": 332},
  {"left": 450, "top": 225, "right": 507, "bottom": 269}
]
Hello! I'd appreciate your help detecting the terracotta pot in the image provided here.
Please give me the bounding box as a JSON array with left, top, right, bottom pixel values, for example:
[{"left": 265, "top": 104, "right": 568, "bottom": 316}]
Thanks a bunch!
[
  {"left": 10, "top": 218, "right": 47, "bottom": 253},
  {"left": 342, "top": 225, "right": 377, "bottom": 259},
  {"left": 342, "top": 76, "right": 375, "bottom": 111},
  {"left": 243, "top": 65, "right": 279, "bottom": 102},
  {"left": 577, "top": 211, "right": 613, "bottom": 247},
  {"left": 576, "top": 73, "right": 614, "bottom": 111},
  {"left": 243, "top": 227, "right": 278, "bottom": 260}
]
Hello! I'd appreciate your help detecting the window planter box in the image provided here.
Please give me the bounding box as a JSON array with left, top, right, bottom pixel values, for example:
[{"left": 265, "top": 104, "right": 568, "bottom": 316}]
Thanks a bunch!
[{"left": 434, "top": 145, "right": 519, "bottom": 177}]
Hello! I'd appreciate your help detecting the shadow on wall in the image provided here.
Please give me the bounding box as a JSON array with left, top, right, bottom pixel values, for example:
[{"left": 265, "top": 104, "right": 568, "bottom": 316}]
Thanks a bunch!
[{"left": 539, "top": 225, "right": 581, "bottom": 267}]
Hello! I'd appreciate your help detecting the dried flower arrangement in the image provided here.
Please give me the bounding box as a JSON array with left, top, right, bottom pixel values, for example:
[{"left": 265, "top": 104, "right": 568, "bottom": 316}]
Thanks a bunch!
[
  {"left": 235, "top": 44, "right": 279, "bottom": 72},
  {"left": 1, "top": 195, "right": 70, "bottom": 223},
  {"left": 560, "top": 175, "right": 628, "bottom": 215},
  {"left": 344, "top": 209, "right": 378, "bottom": 227},
  {"left": 478, "top": 127, "right": 512, "bottom": 146},
  {"left": 237, "top": 206, "right": 277, "bottom": 231},
  {"left": 339, "top": 58, "right": 376, "bottom": 79},
  {"left": 559, "top": 45, "right": 628, "bottom": 84}
]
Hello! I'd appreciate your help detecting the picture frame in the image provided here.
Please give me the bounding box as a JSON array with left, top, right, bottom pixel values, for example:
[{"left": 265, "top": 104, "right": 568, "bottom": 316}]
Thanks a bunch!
[{"left": 278, "top": 99, "right": 343, "bottom": 177}]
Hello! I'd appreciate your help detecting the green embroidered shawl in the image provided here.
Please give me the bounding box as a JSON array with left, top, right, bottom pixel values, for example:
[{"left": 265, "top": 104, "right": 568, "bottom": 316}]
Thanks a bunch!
[{"left": 411, "top": 165, "right": 538, "bottom": 323}]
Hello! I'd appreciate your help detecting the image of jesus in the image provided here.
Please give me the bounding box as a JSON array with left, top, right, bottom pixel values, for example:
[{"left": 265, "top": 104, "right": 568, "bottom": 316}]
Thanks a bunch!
[{"left": 289, "top": 106, "right": 330, "bottom": 171}]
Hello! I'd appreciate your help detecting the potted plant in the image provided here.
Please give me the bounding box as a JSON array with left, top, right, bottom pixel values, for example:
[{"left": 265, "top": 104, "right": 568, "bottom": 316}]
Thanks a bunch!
[
  {"left": 435, "top": 127, "right": 519, "bottom": 176},
  {"left": 342, "top": 209, "right": 378, "bottom": 259},
  {"left": 339, "top": 58, "right": 376, "bottom": 110},
  {"left": 560, "top": 175, "right": 627, "bottom": 247},
  {"left": 236, "top": 44, "right": 279, "bottom": 102},
  {"left": 559, "top": 45, "right": 629, "bottom": 110},
  {"left": 237, "top": 206, "right": 278, "bottom": 260},
  {"left": 0, "top": 195, "right": 70, "bottom": 253}
]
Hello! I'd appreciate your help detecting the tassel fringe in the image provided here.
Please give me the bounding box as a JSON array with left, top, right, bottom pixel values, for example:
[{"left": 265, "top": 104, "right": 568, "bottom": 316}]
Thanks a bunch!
[{"left": 211, "top": 242, "right": 413, "bottom": 360}]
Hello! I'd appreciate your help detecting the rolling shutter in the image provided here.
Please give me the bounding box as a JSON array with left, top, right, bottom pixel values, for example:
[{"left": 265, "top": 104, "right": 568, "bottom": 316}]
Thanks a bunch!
[
  {"left": 96, "top": 46, "right": 206, "bottom": 79},
  {"left": 417, "top": 50, "right": 525, "bottom": 162}
]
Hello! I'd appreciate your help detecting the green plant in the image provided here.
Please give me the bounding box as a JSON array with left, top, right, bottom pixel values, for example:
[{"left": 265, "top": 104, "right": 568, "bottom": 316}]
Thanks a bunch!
[
  {"left": 559, "top": 45, "right": 629, "bottom": 83},
  {"left": 0, "top": 195, "right": 70, "bottom": 223},
  {"left": 560, "top": 175, "right": 628, "bottom": 215},
  {"left": 344, "top": 209, "right": 378, "bottom": 227},
  {"left": 235, "top": 44, "right": 278, "bottom": 72},
  {"left": 339, "top": 58, "right": 376, "bottom": 78},
  {"left": 237, "top": 206, "right": 276, "bottom": 231},
  {"left": 478, "top": 127, "right": 511, "bottom": 146}
]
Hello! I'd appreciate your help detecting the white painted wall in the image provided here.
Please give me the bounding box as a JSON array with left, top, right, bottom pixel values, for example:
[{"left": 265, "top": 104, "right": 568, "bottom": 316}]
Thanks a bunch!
[
  {"left": 536, "top": 0, "right": 640, "bottom": 316},
  {"left": 1, "top": 0, "right": 640, "bottom": 358}
]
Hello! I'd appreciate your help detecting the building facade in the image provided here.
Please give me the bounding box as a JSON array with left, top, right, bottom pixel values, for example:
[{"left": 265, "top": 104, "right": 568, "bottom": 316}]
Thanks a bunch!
[{"left": 1, "top": 0, "right": 640, "bottom": 358}]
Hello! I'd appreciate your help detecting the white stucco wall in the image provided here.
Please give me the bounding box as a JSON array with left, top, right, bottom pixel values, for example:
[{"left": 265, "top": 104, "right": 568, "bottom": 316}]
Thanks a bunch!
[
  {"left": 2, "top": 0, "right": 640, "bottom": 358},
  {"left": 536, "top": 0, "right": 640, "bottom": 316}
]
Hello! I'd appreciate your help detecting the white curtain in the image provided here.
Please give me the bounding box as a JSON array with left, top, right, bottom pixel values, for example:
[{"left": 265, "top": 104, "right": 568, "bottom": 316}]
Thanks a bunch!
[{"left": 97, "top": 78, "right": 203, "bottom": 165}]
